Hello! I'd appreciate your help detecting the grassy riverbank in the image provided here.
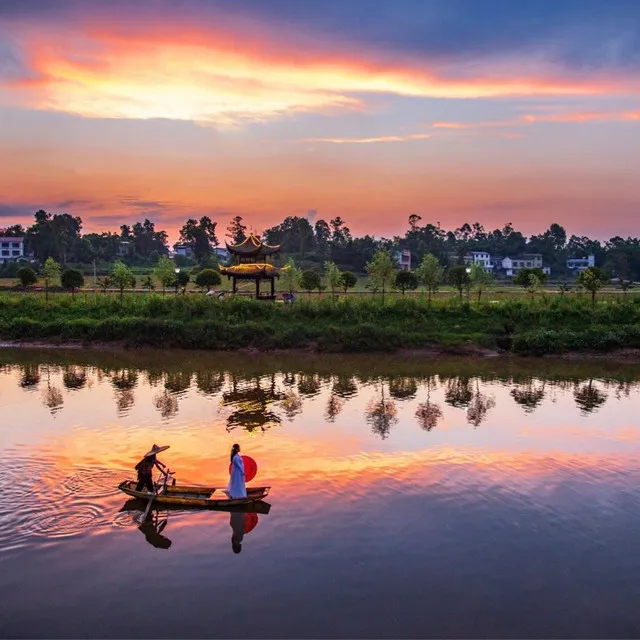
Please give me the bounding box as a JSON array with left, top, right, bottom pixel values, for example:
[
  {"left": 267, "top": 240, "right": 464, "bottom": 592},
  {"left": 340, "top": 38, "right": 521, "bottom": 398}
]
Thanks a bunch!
[{"left": 1, "top": 292, "right": 640, "bottom": 355}]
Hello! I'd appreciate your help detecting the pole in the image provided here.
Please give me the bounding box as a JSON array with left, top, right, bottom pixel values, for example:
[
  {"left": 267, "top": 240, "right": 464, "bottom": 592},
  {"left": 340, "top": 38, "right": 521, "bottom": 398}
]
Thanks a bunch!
[{"left": 93, "top": 259, "right": 97, "bottom": 290}]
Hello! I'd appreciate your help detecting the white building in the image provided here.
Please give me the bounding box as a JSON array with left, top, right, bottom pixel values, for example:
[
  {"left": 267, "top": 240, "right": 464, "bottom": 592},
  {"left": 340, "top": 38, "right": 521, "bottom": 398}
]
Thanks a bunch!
[
  {"left": 395, "top": 249, "right": 411, "bottom": 271},
  {"left": 173, "top": 243, "right": 194, "bottom": 258},
  {"left": 502, "top": 254, "right": 550, "bottom": 277},
  {"left": 0, "top": 237, "right": 25, "bottom": 264},
  {"left": 468, "top": 251, "right": 492, "bottom": 270},
  {"left": 566, "top": 255, "right": 595, "bottom": 272}
]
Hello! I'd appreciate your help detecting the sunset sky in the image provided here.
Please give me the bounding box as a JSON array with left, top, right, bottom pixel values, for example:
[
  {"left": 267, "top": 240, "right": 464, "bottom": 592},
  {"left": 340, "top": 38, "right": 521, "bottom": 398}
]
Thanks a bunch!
[{"left": 1, "top": 0, "right": 639, "bottom": 241}]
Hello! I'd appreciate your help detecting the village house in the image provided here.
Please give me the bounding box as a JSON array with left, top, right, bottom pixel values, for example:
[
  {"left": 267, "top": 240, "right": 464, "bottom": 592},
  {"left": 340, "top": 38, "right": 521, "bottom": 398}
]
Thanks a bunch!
[
  {"left": 395, "top": 249, "right": 411, "bottom": 271},
  {"left": 566, "top": 255, "right": 595, "bottom": 272},
  {"left": 0, "top": 237, "right": 25, "bottom": 264}
]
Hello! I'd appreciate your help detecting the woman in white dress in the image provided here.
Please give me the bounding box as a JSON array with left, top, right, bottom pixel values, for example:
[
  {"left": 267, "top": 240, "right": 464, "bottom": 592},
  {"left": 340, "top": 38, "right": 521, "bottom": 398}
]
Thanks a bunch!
[{"left": 226, "top": 443, "right": 247, "bottom": 499}]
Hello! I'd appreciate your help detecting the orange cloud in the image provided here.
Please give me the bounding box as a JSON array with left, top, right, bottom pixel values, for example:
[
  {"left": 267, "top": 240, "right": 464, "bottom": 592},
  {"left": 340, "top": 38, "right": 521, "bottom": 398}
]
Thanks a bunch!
[
  {"left": 432, "top": 110, "right": 640, "bottom": 130},
  {"left": 300, "top": 133, "right": 432, "bottom": 144},
  {"left": 2, "top": 22, "right": 629, "bottom": 126}
]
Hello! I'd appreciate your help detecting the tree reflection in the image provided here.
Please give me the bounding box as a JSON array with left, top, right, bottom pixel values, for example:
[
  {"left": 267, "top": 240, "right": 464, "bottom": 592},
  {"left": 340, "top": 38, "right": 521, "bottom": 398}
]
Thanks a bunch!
[
  {"left": 19, "top": 365, "right": 40, "bottom": 389},
  {"left": 365, "top": 382, "right": 398, "bottom": 439},
  {"left": 110, "top": 369, "right": 138, "bottom": 391},
  {"left": 43, "top": 386, "right": 64, "bottom": 414},
  {"left": 154, "top": 390, "right": 179, "bottom": 419},
  {"left": 325, "top": 395, "right": 344, "bottom": 422},
  {"left": 466, "top": 382, "right": 496, "bottom": 427},
  {"left": 298, "top": 374, "right": 321, "bottom": 397},
  {"left": 62, "top": 366, "right": 87, "bottom": 391},
  {"left": 510, "top": 380, "right": 546, "bottom": 413},
  {"left": 444, "top": 377, "right": 473, "bottom": 408},
  {"left": 280, "top": 390, "right": 303, "bottom": 420},
  {"left": 165, "top": 372, "right": 192, "bottom": 395},
  {"left": 116, "top": 388, "right": 135, "bottom": 415},
  {"left": 332, "top": 375, "right": 358, "bottom": 399},
  {"left": 574, "top": 379, "right": 608, "bottom": 414},
  {"left": 195, "top": 371, "right": 225, "bottom": 396},
  {"left": 389, "top": 376, "right": 418, "bottom": 400},
  {"left": 415, "top": 379, "right": 442, "bottom": 431}
]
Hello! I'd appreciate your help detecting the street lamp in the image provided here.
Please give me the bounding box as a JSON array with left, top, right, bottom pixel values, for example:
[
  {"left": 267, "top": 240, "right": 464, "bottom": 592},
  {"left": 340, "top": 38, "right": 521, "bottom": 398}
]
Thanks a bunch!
[{"left": 175, "top": 268, "right": 180, "bottom": 295}]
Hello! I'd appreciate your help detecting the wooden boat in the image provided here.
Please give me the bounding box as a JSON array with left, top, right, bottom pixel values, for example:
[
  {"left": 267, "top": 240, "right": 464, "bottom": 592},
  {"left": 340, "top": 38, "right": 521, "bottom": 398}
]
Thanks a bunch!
[
  {"left": 119, "top": 497, "right": 272, "bottom": 515},
  {"left": 118, "top": 479, "right": 270, "bottom": 508}
]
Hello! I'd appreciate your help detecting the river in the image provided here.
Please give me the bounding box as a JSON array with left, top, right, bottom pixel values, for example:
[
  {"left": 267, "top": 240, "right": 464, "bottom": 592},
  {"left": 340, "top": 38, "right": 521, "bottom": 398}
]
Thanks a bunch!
[{"left": 1, "top": 348, "right": 639, "bottom": 638}]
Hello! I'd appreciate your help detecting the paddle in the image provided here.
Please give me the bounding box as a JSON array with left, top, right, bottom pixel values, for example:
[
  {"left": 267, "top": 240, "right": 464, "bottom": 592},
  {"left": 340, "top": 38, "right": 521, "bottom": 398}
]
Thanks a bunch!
[{"left": 138, "top": 468, "right": 173, "bottom": 524}]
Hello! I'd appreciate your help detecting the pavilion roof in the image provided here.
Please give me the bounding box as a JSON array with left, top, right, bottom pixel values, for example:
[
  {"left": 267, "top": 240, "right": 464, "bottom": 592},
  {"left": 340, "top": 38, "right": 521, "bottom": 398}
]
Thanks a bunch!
[
  {"left": 219, "top": 263, "right": 280, "bottom": 278},
  {"left": 225, "top": 233, "right": 280, "bottom": 256}
]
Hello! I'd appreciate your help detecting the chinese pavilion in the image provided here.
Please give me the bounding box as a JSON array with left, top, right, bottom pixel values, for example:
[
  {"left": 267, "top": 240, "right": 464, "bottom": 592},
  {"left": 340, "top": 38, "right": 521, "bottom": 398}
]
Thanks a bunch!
[{"left": 220, "top": 234, "right": 281, "bottom": 299}]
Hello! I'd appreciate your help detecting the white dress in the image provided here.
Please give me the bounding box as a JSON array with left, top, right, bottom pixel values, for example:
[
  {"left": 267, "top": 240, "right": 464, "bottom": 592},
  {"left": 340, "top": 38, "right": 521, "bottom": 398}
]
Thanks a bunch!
[{"left": 227, "top": 454, "right": 247, "bottom": 499}]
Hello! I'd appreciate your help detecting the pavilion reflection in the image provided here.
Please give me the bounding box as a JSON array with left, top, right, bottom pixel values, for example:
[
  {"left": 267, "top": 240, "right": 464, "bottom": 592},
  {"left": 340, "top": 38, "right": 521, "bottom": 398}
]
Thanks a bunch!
[{"left": 222, "top": 374, "right": 285, "bottom": 433}]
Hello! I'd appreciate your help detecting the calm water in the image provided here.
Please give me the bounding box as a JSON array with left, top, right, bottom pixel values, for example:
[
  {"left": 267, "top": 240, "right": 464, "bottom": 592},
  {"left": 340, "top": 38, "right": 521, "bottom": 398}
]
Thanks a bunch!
[{"left": 1, "top": 349, "right": 640, "bottom": 639}]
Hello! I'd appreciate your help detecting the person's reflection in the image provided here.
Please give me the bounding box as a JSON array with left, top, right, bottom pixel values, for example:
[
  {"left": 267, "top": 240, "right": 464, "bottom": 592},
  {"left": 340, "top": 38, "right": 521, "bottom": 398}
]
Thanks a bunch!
[
  {"left": 230, "top": 511, "right": 259, "bottom": 554},
  {"left": 230, "top": 511, "right": 244, "bottom": 554},
  {"left": 138, "top": 511, "right": 172, "bottom": 550}
]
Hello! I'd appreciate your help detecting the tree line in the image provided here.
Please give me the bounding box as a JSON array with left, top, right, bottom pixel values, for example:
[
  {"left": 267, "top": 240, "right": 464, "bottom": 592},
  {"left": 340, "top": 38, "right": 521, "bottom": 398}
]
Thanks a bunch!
[{"left": 3, "top": 210, "right": 640, "bottom": 281}]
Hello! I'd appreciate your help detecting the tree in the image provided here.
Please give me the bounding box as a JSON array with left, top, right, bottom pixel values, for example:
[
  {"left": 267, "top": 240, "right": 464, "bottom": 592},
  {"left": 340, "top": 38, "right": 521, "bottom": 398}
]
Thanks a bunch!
[
  {"left": 178, "top": 216, "right": 218, "bottom": 264},
  {"left": 96, "top": 277, "right": 110, "bottom": 294},
  {"left": 176, "top": 270, "right": 191, "bottom": 294},
  {"left": 513, "top": 268, "right": 547, "bottom": 289},
  {"left": 131, "top": 219, "right": 169, "bottom": 259},
  {"left": 557, "top": 283, "right": 571, "bottom": 296},
  {"left": 61, "top": 269, "right": 84, "bottom": 298},
  {"left": 416, "top": 254, "right": 444, "bottom": 302},
  {"left": 447, "top": 265, "right": 470, "bottom": 299},
  {"left": 526, "top": 273, "right": 541, "bottom": 297},
  {"left": 142, "top": 275, "right": 156, "bottom": 293},
  {"left": 16, "top": 267, "right": 37, "bottom": 289},
  {"left": 366, "top": 250, "right": 395, "bottom": 301},
  {"left": 154, "top": 255, "right": 176, "bottom": 295},
  {"left": 395, "top": 270, "right": 418, "bottom": 295},
  {"left": 40, "top": 257, "right": 61, "bottom": 303},
  {"left": 314, "top": 219, "right": 331, "bottom": 257},
  {"left": 324, "top": 261, "right": 342, "bottom": 297},
  {"left": 195, "top": 269, "right": 222, "bottom": 291},
  {"left": 340, "top": 271, "right": 357, "bottom": 293},
  {"left": 619, "top": 280, "right": 634, "bottom": 297},
  {"left": 578, "top": 266, "right": 606, "bottom": 308},
  {"left": 469, "top": 263, "right": 493, "bottom": 302},
  {"left": 226, "top": 216, "right": 247, "bottom": 244},
  {"left": 279, "top": 258, "right": 301, "bottom": 293},
  {"left": 110, "top": 260, "right": 135, "bottom": 301},
  {"left": 300, "top": 270, "right": 321, "bottom": 294}
]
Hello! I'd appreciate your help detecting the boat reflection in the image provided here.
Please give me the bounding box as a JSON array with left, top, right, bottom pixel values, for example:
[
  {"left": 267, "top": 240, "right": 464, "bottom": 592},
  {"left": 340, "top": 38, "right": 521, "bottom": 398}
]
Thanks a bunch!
[{"left": 119, "top": 499, "right": 272, "bottom": 553}]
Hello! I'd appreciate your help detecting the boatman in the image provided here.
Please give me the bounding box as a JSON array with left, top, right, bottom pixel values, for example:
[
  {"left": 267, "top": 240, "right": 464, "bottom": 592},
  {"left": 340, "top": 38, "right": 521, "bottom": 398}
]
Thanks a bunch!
[{"left": 135, "top": 444, "right": 170, "bottom": 493}]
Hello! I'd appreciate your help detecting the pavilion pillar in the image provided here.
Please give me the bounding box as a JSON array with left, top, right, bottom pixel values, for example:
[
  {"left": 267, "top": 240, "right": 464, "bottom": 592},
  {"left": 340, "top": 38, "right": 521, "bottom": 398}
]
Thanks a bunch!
[
  {"left": 232, "top": 277, "right": 237, "bottom": 294},
  {"left": 255, "top": 278, "right": 260, "bottom": 299},
  {"left": 270, "top": 277, "right": 275, "bottom": 298}
]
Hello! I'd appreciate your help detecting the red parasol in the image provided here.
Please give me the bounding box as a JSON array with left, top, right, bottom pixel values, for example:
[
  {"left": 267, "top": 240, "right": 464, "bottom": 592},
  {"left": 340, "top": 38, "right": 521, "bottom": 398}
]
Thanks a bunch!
[
  {"left": 243, "top": 512, "right": 258, "bottom": 534},
  {"left": 229, "top": 455, "right": 257, "bottom": 483}
]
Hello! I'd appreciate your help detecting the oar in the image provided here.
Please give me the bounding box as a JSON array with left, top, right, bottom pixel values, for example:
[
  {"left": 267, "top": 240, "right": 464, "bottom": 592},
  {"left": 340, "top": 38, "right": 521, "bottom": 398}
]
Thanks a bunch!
[{"left": 138, "top": 468, "right": 172, "bottom": 524}]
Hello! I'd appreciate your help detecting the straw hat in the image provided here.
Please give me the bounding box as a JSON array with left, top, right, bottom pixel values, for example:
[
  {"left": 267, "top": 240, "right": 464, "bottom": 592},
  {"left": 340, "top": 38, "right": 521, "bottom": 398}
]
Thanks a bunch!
[{"left": 144, "top": 444, "right": 170, "bottom": 457}]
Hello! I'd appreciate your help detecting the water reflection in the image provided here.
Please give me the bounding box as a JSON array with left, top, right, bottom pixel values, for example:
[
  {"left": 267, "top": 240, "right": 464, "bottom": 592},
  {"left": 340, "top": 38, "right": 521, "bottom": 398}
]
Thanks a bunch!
[
  {"left": 574, "top": 379, "right": 608, "bottom": 414},
  {"left": 3, "top": 350, "right": 640, "bottom": 638},
  {"left": 5, "top": 356, "right": 640, "bottom": 435},
  {"left": 117, "top": 499, "right": 271, "bottom": 554},
  {"left": 365, "top": 381, "right": 398, "bottom": 439},
  {"left": 222, "top": 374, "right": 284, "bottom": 432}
]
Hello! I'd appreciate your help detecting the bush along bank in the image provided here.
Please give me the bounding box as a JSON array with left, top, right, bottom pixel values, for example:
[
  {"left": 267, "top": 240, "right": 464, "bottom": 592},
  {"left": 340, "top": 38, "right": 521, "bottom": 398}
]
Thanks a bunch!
[{"left": 1, "top": 293, "right": 640, "bottom": 355}]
